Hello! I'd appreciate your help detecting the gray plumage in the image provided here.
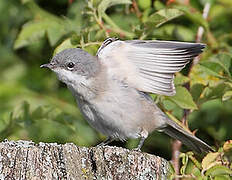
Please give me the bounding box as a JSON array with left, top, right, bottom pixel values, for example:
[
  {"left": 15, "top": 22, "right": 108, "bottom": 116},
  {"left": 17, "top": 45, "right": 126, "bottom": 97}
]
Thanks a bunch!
[{"left": 41, "top": 38, "right": 213, "bottom": 153}]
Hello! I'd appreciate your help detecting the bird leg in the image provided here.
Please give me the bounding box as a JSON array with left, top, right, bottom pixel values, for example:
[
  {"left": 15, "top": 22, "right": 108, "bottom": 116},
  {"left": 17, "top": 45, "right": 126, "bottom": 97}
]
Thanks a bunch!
[{"left": 134, "top": 129, "right": 148, "bottom": 151}]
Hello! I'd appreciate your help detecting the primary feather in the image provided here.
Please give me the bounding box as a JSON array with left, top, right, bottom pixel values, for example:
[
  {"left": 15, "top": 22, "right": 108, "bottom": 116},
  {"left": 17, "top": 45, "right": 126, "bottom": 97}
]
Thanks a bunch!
[{"left": 97, "top": 39, "right": 205, "bottom": 96}]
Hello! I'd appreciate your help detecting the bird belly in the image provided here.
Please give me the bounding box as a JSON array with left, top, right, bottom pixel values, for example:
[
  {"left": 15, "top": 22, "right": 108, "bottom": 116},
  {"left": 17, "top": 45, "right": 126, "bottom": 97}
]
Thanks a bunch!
[
  {"left": 80, "top": 102, "right": 128, "bottom": 140},
  {"left": 85, "top": 90, "right": 164, "bottom": 140}
]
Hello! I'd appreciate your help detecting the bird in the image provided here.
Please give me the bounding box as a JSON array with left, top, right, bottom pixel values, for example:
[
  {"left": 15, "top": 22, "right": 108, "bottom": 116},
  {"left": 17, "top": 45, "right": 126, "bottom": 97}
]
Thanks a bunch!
[{"left": 41, "top": 38, "right": 213, "bottom": 153}]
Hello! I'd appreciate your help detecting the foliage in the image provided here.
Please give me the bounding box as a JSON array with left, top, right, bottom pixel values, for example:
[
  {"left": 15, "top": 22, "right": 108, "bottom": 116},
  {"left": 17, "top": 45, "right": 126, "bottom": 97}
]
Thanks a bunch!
[
  {"left": 1, "top": 0, "right": 232, "bottom": 178},
  {"left": 169, "top": 140, "right": 232, "bottom": 179}
]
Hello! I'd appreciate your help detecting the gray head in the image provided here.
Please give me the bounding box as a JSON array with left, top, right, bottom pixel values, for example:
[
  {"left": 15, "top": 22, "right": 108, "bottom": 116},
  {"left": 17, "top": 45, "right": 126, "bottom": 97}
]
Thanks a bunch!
[{"left": 41, "top": 48, "right": 100, "bottom": 86}]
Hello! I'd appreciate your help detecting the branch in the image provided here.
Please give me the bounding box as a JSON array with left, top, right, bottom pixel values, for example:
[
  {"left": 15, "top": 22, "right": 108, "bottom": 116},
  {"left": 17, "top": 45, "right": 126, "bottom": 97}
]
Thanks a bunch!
[
  {"left": 193, "top": 2, "right": 211, "bottom": 66},
  {"left": 0, "top": 140, "right": 170, "bottom": 179},
  {"left": 132, "top": 0, "right": 142, "bottom": 18}
]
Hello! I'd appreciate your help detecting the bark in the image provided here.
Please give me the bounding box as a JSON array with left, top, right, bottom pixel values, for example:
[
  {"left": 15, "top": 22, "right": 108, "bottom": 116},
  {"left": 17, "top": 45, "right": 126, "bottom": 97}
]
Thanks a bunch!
[{"left": 0, "top": 140, "right": 170, "bottom": 180}]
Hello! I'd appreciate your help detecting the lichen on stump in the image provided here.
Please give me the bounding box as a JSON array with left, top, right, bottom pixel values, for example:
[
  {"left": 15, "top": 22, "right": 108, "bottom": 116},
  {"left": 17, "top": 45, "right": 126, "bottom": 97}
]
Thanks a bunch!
[{"left": 0, "top": 140, "right": 170, "bottom": 179}]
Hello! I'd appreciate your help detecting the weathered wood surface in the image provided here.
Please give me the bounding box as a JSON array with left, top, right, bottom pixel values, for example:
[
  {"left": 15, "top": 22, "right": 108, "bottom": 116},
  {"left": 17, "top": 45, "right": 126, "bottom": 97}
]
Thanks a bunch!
[{"left": 0, "top": 140, "right": 170, "bottom": 179}]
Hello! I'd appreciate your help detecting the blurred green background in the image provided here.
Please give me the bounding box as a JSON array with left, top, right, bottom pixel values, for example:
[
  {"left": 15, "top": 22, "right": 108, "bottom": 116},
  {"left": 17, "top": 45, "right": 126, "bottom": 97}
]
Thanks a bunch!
[{"left": 0, "top": 0, "right": 232, "bottom": 162}]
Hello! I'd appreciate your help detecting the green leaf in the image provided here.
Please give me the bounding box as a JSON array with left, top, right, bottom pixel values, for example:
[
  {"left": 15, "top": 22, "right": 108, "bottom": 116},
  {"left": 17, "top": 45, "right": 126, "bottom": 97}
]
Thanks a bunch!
[
  {"left": 222, "top": 90, "right": 232, "bottom": 101},
  {"left": 146, "top": 8, "right": 183, "bottom": 27},
  {"left": 153, "top": 0, "right": 165, "bottom": 11},
  {"left": 211, "top": 53, "right": 232, "bottom": 77},
  {"left": 138, "top": 0, "right": 152, "bottom": 10},
  {"left": 188, "top": 152, "right": 202, "bottom": 170},
  {"left": 14, "top": 20, "right": 66, "bottom": 49},
  {"left": 163, "top": 100, "right": 183, "bottom": 120},
  {"left": 180, "top": 153, "right": 189, "bottom": 174},
  {"left": 202, "top": 152, "right": 220, "bottom": 170},
  {"left": 225, "top": 82, "right": 232, "bottom": 89},
  {"left": 190, "top": 83, "right": 205, "bottom": 102},
  {"left": 174, "top": 5, "right": 209, "bottom": 30},
  {"left": 47, "top": 23, "right": 66, "bottom": 46},
  {"left": 98, "top": 0, "right": 131, "bottom": 17},
  {"left": 70, "top": 34, "right": 81, "bottom": 45},
  {"left": 53, "top": 38, "right": 77, "bottom": 56},
  {"left": 21, "top": 0, "right": 31, "bottom": 3},
  {"left": 174, "top": 73, "right": 190, "bottom": 85},
  {"left": 182, "top": 158, "right": 194, "bottom": 174},
  {"left": 166, "top": 86, "right": 198, "bottom": 110},
  {"left": 14, "top": 21, "right": 46, "bottom": 49},
  {"left": 152, "top": 24, "right": 195, "bottom": 41},
  {"left": 199, "top": 61, "right": 225, "bottom": 79},
  {"left": 23, "top": 0, "right": 62, "bottom": 23},
  {"left": 205, "top": 165, "right": 232, "bottom": 177},
  {"left": 202, "top": 83, "right": 229, "bottom": 101},
  {"left": 218, "top": 0, "right": 232, "bottom": 6},
  {"left": 214, "top": 175, "right": 231, "bottom": 180}
]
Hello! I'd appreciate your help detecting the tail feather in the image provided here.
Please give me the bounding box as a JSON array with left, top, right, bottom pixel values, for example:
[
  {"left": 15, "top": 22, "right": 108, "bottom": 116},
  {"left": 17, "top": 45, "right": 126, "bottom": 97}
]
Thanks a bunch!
[{"left": 162, "top": 119, "right": 213, "bottom": 153}]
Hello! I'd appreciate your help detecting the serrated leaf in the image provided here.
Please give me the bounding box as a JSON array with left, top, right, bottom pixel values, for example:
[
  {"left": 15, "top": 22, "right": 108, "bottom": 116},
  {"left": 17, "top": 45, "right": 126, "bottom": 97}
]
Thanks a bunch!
[
  {"left": 205, "top": 165, "right": 232, "bottom": 177},
  {"left": 98, "top": 0, "right": 131, "bottom": 17},
  {"left": 146, "top": 8, "right": 183, "bottom": 27},
  {"left": 202, "top": 152, "right": 220, "bottom": 170},
  {"left": 166, "top": 86, "right": 198, "bottom": 110},
  {"left": 53, "top": 38, "right": 77, "bottom": 56}
]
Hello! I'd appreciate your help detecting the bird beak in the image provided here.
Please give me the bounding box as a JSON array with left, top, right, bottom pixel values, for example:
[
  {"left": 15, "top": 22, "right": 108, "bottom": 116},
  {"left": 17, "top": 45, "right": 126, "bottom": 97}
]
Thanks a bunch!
[{"left": 40, "top": 63, "right": 53, "bottom": 69}]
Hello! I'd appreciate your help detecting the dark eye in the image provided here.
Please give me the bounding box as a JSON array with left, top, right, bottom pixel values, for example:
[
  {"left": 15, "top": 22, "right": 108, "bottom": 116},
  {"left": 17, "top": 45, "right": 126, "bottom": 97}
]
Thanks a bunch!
[{"left": 67, "top": 62, "right": 75, "bottom": 70}]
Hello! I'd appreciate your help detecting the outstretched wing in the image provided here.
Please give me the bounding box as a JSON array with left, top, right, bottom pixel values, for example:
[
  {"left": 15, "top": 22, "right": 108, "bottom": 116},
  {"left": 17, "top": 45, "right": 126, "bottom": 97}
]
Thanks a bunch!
[{"left": 97, "top": 39, "right": 205, "bottom": 96}]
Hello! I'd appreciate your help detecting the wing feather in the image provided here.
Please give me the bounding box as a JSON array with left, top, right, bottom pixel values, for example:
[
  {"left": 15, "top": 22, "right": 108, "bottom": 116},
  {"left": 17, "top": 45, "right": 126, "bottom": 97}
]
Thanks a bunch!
[{"left": 97, "top": 39, "right": 205, "bottom": 96}]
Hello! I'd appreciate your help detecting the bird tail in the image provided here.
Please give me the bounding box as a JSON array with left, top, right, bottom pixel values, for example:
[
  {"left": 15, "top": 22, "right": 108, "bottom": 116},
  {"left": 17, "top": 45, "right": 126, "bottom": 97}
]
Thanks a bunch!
[{"left": 162, "top": 118, "right": 213, "bottom": 153}]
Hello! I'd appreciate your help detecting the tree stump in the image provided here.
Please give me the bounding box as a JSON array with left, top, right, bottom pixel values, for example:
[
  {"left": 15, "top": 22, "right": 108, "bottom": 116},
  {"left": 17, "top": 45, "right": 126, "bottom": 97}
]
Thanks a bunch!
[{"left": 0, "top": 140, "right": 170, "bottom": 179}]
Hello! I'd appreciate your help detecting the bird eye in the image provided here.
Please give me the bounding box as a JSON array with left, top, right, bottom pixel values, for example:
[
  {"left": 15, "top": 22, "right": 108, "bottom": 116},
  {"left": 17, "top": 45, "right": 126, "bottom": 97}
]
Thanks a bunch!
[{"left": 67, "top": 62, "right": 75, "bottom": 70}]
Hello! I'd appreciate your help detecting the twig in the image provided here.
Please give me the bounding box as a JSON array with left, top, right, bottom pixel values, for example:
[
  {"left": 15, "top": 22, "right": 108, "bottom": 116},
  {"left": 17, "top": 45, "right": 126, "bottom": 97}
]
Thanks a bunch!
[
  {"left": 132, "top": 0, "right": 142, "bottom": 18},
  {"left": 171, "top": 140, "right": 182, "bottom": 179},
  {"left": 193, "top": 2, "right": 211, "bottom": 66},
  {"left": 93, "top": 10, "right": 110, "bottom": 37}
]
